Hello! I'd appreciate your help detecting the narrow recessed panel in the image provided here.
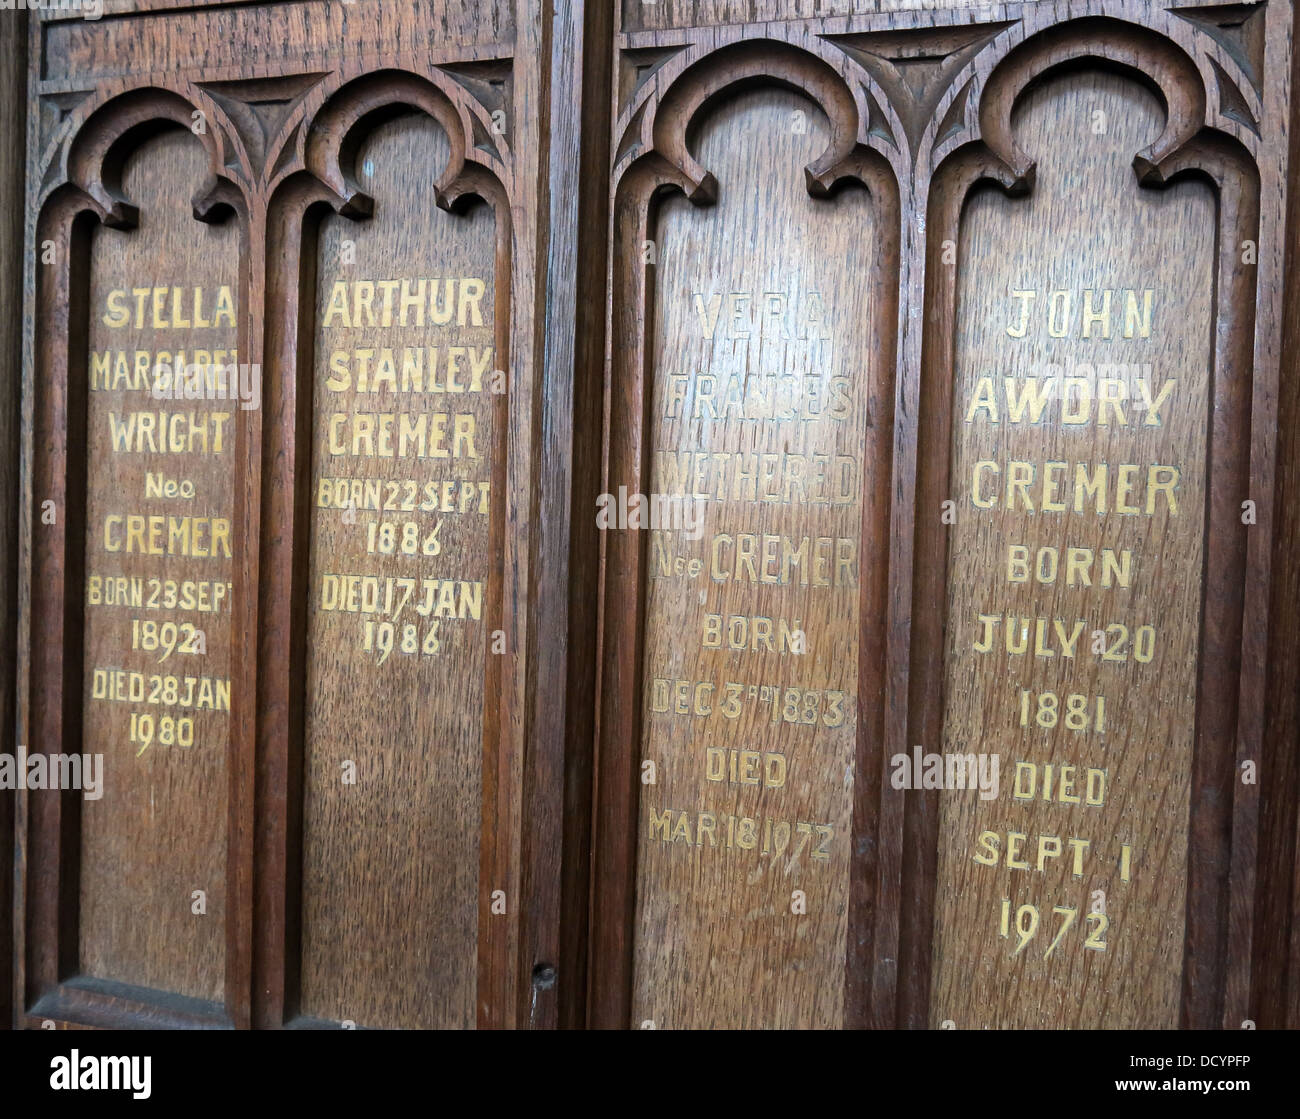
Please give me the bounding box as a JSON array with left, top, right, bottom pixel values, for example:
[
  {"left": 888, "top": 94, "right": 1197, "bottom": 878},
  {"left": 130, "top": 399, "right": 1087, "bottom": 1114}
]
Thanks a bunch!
[
  {"left": 930, "top": 74, "right": 1214, "bottom": 1029},
  {"left": 300, "top": 114, "right": 499, "bottom": 1029},
  {"left": 80, "top": 130, "right": 236, "bottom": 1002},
  {"left": 632, "top": 90, "right": 876, "bottom": 1029}
]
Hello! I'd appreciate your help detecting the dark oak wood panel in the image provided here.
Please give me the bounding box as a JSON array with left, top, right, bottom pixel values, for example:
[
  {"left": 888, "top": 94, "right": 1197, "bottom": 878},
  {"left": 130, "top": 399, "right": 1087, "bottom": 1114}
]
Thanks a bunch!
[
  {"left": 902, "top": 4, "right": 1286, "bottom": 1031},
  {"left": 79, "top": 129, "right": 237, "bottom": 1003},
  {"left": 589, "top": 35, "right": 901, "bottom": 1029},
  {"left": 627, "top": 88, "right": 884, "bottom": 1029},
  {"left": 929, "top": 72, "right": 1216, "bottom": 1029},
  {"left": 589, "top": 0, "right": 1300, "bottom": 1031},
  {"left": 1262, "top": 5, "right": 1300, "bottom": 1032},
  {"left": 622, "top": 0, "right": 1000, "bottom": 34},
  {"left": 43, "top": 1, "right": 515, "bottom": 84},
  {"left": 14, "top": 0, "right": 582, "bottom": 1032},
  {"left": 296, "top": 112, "right": 504, "bottom": 1030},
  {"left": 22, "top": 85, "right": 250, "bottom": 1029},
  {"left": 7, "top": 0, "right": 1300, "bottom": 1032}
]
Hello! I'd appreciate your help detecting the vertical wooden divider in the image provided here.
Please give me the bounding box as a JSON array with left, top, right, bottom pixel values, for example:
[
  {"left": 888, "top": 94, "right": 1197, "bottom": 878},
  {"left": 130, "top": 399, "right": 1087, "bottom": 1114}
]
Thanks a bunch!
[{"left": 0, "top": 9, "right": 28, "bottom": 1031}]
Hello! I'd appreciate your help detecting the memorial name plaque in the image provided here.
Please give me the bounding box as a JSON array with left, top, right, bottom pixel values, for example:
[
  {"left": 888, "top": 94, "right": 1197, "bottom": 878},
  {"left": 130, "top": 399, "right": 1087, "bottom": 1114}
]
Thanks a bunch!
[
  {"left": 81, "top": 131, "right": 238, "bottom": 1004},
  {"left": 929, "top": 74, "right": 1213, "bottom": 1029},
  {"left": 591, "top": 70, "right": 897, "bottom": 1028},
  {"left": 299, "top": 113, "right": 502, "bottom": 1029},
  {"left": 634, "top": 91, "right": 866, "bottom": 1029},
  {"left": 902, "top": 8, "right": 1289, "bottom": 1029}
]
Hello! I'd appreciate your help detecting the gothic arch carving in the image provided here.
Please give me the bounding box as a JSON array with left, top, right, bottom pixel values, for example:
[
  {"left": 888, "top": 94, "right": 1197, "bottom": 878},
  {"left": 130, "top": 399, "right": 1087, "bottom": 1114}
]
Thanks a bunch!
[
  {"left": 907, "top": 13, "right": 1264, "bottom": 1029},
  {"left": 26, "top": 83, "right": 250, "bottom": 1031},
  {"left": 922, "top": 7, "right": 1263, "bottom": 180},
  {"left": 252, "top": 64, "right": 517, "bottom": 1029},
  {"left": 591, "top": 34, "right": 902, "bottom": 1029}
]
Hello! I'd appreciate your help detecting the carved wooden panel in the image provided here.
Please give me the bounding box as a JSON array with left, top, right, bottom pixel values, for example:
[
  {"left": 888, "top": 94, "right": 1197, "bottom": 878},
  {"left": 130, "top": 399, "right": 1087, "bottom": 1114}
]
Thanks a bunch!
[
  {"left": 929, "top": 72, "right": 1218, "bottom": 1029},
  {"left": 588, "top": 34, "right": 901, "bottom": 1030},
  {"left": 588, "top": 0, "right": 1300, "bottom": 1031},
  {"left": 905, "top": 6, "right": 1283, "bottom": 1031},
  {"left": 78, "top": 129, "right": 238, "bottom": 1004},
  {"left": 24, "top": 82, "right": 249, "bottom": 1028},
  {"left": 296, "top": 108, "right": 505, "bottom": 1031},
  {"left": 626, "top": 87, "right": 889, "bottom": 1029},
  {"left": 14, "top": 0, "right": 577, "bottom": 1031},
  {"left": 8, "top": 0, "right": 1300, "bottom": 1033}
]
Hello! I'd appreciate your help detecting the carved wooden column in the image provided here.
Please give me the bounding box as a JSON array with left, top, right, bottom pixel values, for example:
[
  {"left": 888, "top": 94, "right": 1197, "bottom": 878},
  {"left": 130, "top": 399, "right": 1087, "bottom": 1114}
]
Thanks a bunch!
[{"left": 0, "top": 8, "right": 28, "bottom": 1033}]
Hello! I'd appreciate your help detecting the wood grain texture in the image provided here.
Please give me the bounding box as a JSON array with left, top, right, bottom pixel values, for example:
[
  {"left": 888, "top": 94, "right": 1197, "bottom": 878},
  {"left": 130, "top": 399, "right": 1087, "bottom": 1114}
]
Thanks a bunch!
[
  {"left": 0, "top": 8, "right": 27, "bottom": 1033},
  {"left": 8, "top": 0, "right": 1300, "bottom": 1032},
  {"left": 44, "top": 1, "right": 516, "bottom": 83},
  {"left": 590, "top": 35, "right": 900, "bottom": 1024},
  {"left": 542, "top": 0, "right": 616, "bottom": 1030},
  {"left": 253, "top": 68, "right": 525, "bottom": 1030},
  {"left": 622, "top": 0, "right": 997, "bottom": 34},
  {"left": 592, "top": 0, "right": 1296, "bottom": 1032},
  {"left": 893, "top": 1, "right": 1286, "bottom": 1033},
  {"left": 78, "top": 130, "right": 236, "bottom": 1003},
  {"left": 929, "top": 74, "right": 1212, "bottom": 1029},
  {"left": 16, "top": 0, "right": 570, "bottom": 1032},
  {"left": 297, "top": 114, "right": 501, "bottom": 1030},
  {"left": 1261, "top": 0, "right": 1300, "bottom": 1031},
  {"left": 630, "top": 90, "right": 872, "bottom": 1029}
]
